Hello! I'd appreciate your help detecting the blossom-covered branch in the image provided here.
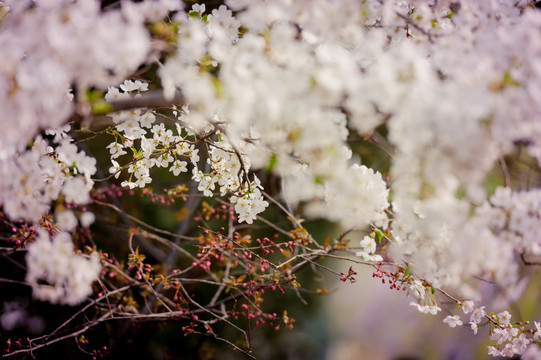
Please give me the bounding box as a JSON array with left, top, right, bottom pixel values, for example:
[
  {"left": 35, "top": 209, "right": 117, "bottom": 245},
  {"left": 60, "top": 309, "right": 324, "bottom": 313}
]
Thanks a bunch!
[{"left": 2, "top": 0, "right": 541, "bottom": 358}]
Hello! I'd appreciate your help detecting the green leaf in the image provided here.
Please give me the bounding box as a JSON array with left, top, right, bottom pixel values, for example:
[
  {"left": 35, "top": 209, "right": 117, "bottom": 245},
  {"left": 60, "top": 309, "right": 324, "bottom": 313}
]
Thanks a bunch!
[
  {"left": 375, "top": 229, "right": 383, "bottom": 243},
  {"left": 502, "top": 70, "right": 520, "bottom": 87},
  {"left": 131, "top": 147, "right": 142, "bottom": 159},
  {"left": 431, "top": 286, "right": 436, "bottom": 295},
  {"left": 211, "top": 77, "right": 222, "bottom": 97},
  {"left": 404, "top": 265, "right": 411, "bottom": 277},
  {"left": 91, "top": 101, "right": 113, "bottom": 115},
  {"left": 266, "top": 154, "right": 277, "bottom": 172},
  {"left": 85, "top": 89, "right": 103, "bottom": 102},
  {"left": 455, "top": 188, "right": 466, "bottom": 199}
]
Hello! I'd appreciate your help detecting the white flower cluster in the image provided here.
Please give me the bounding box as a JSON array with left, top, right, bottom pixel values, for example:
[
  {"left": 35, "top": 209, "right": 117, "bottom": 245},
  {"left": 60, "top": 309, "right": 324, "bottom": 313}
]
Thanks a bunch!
[
  {"left": 408, "top": 279, "right": 442, "bottom": 315},
  {"left": 381, "top": 0, "right": 541, "bottom": 296},
  {"left": 25, "top": 229, "right": 101, "bottom": 305},
  {"left": 391, "top": 185, "right": 541, "bottom": 299},
  {"left": 156, "top": 3, "right": 541, "bottom": 279},
  {"left": 355, "top": 235, "right": 383, "bottom": 262},
  {"left": 160, "top": 2, "right": 392, "bottom": 230},
  {"left": 0, "top": 125, "right": 95, "bottom": 223},
  {"left": 487, "top": 187, "right": 541, "bottom": 256},
  {"left": 0, "top": 0, "right": 180, "bottom": 160},
  {"left": 0, "top": 0, "right": 180, "bottom": 223},
  {"left": 442, "top": 302, "right": 539, "bottom": 358},
  {"left": 200, "top": 133, "right": 269, "bottom": 224},
  {"left": 409, "top": 302, "right": 441, "bottom": 316},
  {"left": 191, "top": 123, "right": 269, "bottom": 224},
  {"left": 106, "top": 81, "right": 269, "bottom": 224}
]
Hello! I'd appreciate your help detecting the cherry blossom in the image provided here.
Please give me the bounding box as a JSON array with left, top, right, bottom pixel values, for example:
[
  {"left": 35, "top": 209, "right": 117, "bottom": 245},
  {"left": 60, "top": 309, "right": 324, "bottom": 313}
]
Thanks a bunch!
[
  {"left": 25, "top": 230, "right": 101, "bottom": 306},
  {"left": 443, "top": 315, "right": 463, "bottom": 328}
]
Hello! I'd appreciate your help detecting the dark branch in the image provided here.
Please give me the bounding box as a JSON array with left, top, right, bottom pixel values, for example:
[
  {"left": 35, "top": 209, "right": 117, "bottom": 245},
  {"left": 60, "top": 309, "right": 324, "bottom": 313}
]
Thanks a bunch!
[{"left": 93, "top": 90, "right": 186, "bottom": 115}]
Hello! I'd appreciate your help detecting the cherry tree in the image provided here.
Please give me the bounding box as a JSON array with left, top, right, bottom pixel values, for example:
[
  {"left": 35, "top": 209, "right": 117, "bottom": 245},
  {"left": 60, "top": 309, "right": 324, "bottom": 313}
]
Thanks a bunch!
[{"left": 1, "top": 0, "right": 541, "bottom": 358}]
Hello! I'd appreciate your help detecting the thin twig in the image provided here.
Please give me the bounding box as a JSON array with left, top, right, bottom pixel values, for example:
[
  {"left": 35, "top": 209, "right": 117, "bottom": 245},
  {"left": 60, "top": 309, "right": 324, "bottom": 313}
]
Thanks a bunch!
[
  {"left": 92, "top": 199, "right": 194, "bottom": 240},
  {"left": 177, "top": 282, "right": 252, "bottom": 351},
  {"left": 499, "top": 155, "right": 512, "bottom": 187},
  {"left": 4, "top": 311, "right": 113, "bottom": 358}
]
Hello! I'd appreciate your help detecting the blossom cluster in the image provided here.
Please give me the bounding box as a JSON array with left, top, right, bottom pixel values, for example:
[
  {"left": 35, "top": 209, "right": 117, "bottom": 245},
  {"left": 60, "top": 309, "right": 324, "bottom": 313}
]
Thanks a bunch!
[
  {"left": 0, "top": 0, "right": 179, "bottom": 159},
  {"left": 105, "top": 80, "right": 269, "bottom": 223},
  {"left": 380, "top": 262, "right": 541, "bottom": 357},
  {"left": 25, "top": 229, "right": 101, "bottom": 306},
  {"left": 160, "top": 2, "right": 392, "bottom": 230},
  {"left": 0, "top": 125, "right": 96, "bottom": 223},
  {"left": 440, "top": 302, "right": 541, "bottom": 358},
  {"left": 0, "top": 0, "right": 177, "bottom": 309}
]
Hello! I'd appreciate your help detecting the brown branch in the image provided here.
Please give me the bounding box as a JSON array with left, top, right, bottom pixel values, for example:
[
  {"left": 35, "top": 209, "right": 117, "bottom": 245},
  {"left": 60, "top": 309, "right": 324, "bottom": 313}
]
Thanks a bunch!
[
  {"left": 177, "top": 282, "right": 252, "bottom": 352},
  {"left": 92, "top": 91, "right": 186, "bottom": 115},
  {"left": 4, "top": 311, "right": 113, "bottom": 358},
  {"left": 499, "top": 156, "right": 512, "bottom": 188},
  {"left": 394, "top": 11, "right": 435, "bottom": 43}
]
